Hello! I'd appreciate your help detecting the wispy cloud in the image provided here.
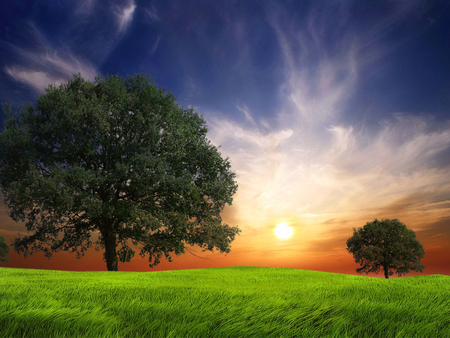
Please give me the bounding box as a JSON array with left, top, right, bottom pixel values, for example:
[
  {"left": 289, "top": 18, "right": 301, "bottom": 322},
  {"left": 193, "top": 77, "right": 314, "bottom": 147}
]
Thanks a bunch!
[
  {"left": 76, "top": 0, "right": 97, "bottom": 15},
  {"left": 236, "top": 104, "right": 257, "bottom": 128},
  {"left": 4, "top": 25, "right": 98, "bottom": 93},
  {"left": 5, "top": 68, "right": 64, "bottom": 93},
  {"left": 268, "top": 3, "right": 358, "bottom": 125},
  {"left": 114, "top": 1, "right": 137, "bottom": 33},
  {"left": 145, "top": 5, "right": 160, "bottom": 22},
  {"left": 201, "top": 1, "right": 450, "bottom": 248},
  {"left": 151, "top": 36, "right": 161, "bottom": 54}
]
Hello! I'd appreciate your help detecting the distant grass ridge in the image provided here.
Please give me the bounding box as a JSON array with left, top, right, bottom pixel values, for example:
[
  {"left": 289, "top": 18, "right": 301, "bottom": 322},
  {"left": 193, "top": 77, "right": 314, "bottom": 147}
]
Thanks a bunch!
[{"left": 1, "top": 266, "right": 449, "bottom": 337}]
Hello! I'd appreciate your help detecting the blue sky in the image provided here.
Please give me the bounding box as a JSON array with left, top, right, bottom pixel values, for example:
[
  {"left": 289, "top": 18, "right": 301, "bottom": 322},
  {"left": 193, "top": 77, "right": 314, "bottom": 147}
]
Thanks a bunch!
[{"left": 1, "top": 0, "right": 449, "bottom": 276}]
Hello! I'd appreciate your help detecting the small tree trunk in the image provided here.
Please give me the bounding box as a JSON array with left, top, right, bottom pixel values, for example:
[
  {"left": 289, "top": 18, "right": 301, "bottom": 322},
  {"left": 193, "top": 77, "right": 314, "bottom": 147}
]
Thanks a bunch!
[
  {"left": 104, "top": 230, "right": 119, "bottom": 271},
  {"left": 384, "top": 265, "right": 389, "bottom": 279}
]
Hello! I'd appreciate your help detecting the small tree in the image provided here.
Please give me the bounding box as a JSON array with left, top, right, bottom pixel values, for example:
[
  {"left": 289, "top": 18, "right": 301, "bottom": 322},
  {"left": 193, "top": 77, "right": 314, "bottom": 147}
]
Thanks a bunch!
[
  {"left": 0, "top": 235, "right": 11, "bottom": 263},
  {"left": 346, "top": 218, "right": 425, "bottom": 279},
  {"left": 0, "top": 73, "right": 241, "bottom": 271}
]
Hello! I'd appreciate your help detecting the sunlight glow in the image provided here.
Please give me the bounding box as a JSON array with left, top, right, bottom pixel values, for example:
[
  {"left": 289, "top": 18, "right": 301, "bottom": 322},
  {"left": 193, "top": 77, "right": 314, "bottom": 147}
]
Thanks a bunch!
[{"left": 274, "top": 223, "right": 293, "bottom": 239}]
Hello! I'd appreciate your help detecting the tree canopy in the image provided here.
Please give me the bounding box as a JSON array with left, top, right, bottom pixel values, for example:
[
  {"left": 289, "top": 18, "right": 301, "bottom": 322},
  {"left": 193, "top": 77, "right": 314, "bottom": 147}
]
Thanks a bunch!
[
  {"left": 0, "top": 73, "right": 241, "bottom": 271},
  {"left": 346, "top": 218, "right": 425, "bottom": 279},
  {"left": 0, "top": 236, "right": 10, "bottom": 263}
]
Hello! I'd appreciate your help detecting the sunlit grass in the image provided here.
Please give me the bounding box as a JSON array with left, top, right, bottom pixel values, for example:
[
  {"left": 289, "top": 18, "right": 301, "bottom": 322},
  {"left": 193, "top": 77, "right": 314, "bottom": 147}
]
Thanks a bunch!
[{"left": 1, "top": 266, "right": 449, "bottom": 337}]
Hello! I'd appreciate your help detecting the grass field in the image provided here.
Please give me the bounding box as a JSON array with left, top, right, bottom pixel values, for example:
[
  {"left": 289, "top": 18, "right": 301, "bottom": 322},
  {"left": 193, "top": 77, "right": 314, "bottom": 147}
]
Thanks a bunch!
[{"left": 0, "top": 266, "right": 449, "bottom": 337}]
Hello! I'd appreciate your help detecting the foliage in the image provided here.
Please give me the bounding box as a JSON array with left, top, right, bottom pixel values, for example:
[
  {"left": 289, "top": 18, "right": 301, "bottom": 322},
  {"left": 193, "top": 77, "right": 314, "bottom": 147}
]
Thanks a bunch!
[
  {"left": 0, "top": 73, "right": 241, "bottom": 271},
  {"left": 346, "top": 218, "right": 425, "bottom": 279},
  {"left": 0, "top": 236, "right": 10, "bottom": 263}
]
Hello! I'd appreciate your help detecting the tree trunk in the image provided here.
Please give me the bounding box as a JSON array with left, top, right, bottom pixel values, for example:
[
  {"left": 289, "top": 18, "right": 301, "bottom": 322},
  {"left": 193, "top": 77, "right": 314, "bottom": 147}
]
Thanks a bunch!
[
  {"left": 384, "top": 265, "right": 389, "bottom": 279},
  {"left": 104, "top": 230, "right": 119, "bottom": 271}
]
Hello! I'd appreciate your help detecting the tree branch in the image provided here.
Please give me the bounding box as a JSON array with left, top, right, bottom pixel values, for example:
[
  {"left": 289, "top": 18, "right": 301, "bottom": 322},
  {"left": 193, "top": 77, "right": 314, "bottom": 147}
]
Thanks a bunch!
[{"left": 185, "top": 246, "right": 212, "bottom": 261}]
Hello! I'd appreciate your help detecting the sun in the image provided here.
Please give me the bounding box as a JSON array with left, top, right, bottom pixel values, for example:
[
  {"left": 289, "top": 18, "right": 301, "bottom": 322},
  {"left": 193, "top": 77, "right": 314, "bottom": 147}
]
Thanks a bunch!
[{"left": 274, "top": 223, "right": 293, "bottom": 239}]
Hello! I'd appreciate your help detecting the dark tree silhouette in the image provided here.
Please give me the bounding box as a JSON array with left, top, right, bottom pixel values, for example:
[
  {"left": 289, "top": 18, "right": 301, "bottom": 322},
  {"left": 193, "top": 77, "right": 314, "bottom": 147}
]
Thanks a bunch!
[
  {"left": 0, "top": 235, "right": 11, "bottom": 263},
  {"left": 346, "top": 218, "right": 425, "bottom": 279},
  {"left": 0, "top": 73, "right": 241, "bottom": 271}
]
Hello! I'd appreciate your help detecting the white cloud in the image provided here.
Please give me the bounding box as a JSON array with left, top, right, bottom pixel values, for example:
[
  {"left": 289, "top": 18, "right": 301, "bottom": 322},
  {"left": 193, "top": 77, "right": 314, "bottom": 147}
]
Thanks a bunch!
[
  {"left": 198, "top": 2, "right": 450, "bottom": 239},
  {"left": 236, "top": 104, "right": 257, "bottom": 128},
  {"left": 151, "top": 36, "right": 161, "bottom": 54},
  {"left": 115, "top": 1, "right": 137, "bottom": 33},
  {"left": 145, "top": 5, "right": 160, "bottom": 22},
  {"left": 327, "top": 125, "right": 356, "bottom": 154},
  {"left": 204, "top": 105, "right": 450, "bottom": 239},
  {"left": 5, "top": 67, "right": 64, "bottom": 93},
  {"left": 336, "top": 114, "right": 450, "bottom": 177},
  {"left": 76, "top": 0, "right": 97, "bottom": 15},
  {"left": 5, "top": 51, "right": 97, "bottom": 93},
  {"left": 4, "top": 26, "right": 98, "bottom": 93},
  {"left": 270, "top": 15, "right": 358, "bottom": 125}
]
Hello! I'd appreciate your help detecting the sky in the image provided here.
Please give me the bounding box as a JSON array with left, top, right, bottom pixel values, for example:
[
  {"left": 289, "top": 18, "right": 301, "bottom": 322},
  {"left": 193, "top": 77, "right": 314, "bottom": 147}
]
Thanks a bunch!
[{"left": 1, "top": 0, "right": 450, "bottom": 278}]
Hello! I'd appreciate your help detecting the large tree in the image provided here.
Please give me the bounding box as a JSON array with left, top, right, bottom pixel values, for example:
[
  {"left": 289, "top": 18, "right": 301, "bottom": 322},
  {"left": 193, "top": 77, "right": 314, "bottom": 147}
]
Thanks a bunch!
[
  {"left": 0, "top": 235, "right": 11, "bottom": 263},
  {"left": 0, "top": 73, "right": 241, "bottom": 271},
  {"left": 346, "top": 218, "right": 425, "bottom": 279}
]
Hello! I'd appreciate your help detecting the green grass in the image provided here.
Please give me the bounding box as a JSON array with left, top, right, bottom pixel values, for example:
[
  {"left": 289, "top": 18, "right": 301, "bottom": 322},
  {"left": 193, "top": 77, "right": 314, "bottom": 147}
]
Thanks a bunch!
[{"left": 0, "top": 266, "right": 449, "bottom": 338}]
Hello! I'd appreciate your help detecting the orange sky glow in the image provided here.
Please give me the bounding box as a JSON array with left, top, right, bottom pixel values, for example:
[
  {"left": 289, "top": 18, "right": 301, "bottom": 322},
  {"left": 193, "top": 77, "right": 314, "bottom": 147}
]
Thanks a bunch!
[{"left": 1, "top": 183, "right": 449, "bottom": 278}]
